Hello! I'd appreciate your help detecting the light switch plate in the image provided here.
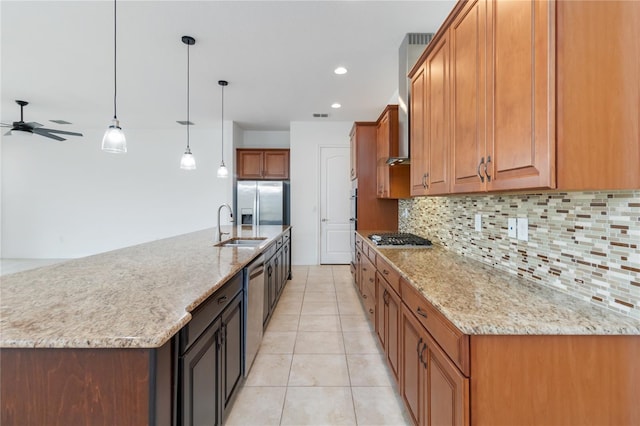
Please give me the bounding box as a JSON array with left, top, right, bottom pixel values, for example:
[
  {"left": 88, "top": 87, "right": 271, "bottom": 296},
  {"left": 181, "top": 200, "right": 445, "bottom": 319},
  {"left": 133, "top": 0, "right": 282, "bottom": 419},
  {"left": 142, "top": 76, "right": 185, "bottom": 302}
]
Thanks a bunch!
[
  {"left": 517, "top": 218, "right": 529, "bottom": 241},
  {"left": 508, "top": 218, "right": 517, "bottom": 238},
  {"left": 475, "top": 214, "right": 482, "bottom": 232}
]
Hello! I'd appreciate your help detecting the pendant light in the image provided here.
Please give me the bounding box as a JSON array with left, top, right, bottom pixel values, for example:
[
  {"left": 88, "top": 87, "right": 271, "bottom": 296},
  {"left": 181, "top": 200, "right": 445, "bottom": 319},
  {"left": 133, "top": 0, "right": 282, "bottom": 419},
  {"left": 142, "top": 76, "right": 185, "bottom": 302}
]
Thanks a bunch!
[
  {"left": 102, "top": 0, "right": 127, "bottom": 154},
  {"left": 179, "top": 36, "right": 196, "bottom": 170},
  {"left": 217, "top": 80, "right": 229, "bottom": 178}
]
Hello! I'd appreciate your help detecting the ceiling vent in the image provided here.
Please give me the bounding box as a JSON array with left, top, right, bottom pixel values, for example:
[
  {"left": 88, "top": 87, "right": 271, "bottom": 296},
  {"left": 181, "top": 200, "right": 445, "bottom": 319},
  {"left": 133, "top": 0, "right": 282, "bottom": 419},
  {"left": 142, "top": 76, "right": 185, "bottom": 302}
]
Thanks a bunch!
[{"left": 313, "top": 113, "right": 329, "bottom": 118}]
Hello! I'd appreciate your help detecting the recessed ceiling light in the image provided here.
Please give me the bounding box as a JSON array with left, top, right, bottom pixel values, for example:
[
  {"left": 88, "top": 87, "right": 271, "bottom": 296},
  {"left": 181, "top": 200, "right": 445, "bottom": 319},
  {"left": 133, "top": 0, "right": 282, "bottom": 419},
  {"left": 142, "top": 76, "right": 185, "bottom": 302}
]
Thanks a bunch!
[
  {"left": 334, "top": 67, "right": 347, "bottom": 75},
  {"left": 331, "top": 103, "right": 341, "bottom": 109}
]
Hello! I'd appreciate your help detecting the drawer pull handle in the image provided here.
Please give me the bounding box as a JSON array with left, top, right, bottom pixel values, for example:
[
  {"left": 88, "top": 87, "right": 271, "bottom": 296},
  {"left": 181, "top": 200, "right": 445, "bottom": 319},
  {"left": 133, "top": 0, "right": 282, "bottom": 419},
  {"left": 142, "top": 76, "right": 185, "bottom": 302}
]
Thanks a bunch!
[
  {"left": 383, "top": 269, "right": 389, "bottom": 275},
  {"left": 369, "top": 308, "right": 374, "bottom": 314},
  {"left": 218, "top": 295, "right": 228, "bottom": 305},
  {"left": 369, "top": 278, "right": 374, "bottom": 283},
  {"left": 416, "top": 307, "right": 428, "bottom": 318},
  {"left": 362, "top": 294, "right": 367, "bottom": 299}
]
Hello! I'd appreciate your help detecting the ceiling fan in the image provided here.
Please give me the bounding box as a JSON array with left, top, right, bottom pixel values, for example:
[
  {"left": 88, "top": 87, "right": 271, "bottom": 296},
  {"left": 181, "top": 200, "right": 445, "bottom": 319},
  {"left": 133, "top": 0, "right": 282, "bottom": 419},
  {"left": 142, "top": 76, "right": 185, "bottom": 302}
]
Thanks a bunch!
[{"left": 1, "top": 100, "right": 83, "bottom": 141}]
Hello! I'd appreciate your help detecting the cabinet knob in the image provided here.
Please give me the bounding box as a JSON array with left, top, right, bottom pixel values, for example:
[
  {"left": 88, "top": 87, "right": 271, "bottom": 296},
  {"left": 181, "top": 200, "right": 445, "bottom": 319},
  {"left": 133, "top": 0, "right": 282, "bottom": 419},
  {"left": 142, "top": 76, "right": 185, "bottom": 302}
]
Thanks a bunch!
[
  {"left": 362, "top": 294, "right": 367, "bottom": 299},
  {"left": 369, "top": 308, "right": 374, "bottom": 314}
]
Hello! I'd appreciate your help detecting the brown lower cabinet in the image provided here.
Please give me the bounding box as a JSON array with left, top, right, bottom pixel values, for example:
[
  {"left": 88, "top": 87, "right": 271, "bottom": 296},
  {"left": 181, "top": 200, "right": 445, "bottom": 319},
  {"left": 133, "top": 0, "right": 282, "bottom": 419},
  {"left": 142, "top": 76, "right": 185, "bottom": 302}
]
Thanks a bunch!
[
  {"left": 401, "top": 304, "right": 469, "bottom": 426},
  {"left": 355, "top": 239, "right": 640, "bottom": 426}
]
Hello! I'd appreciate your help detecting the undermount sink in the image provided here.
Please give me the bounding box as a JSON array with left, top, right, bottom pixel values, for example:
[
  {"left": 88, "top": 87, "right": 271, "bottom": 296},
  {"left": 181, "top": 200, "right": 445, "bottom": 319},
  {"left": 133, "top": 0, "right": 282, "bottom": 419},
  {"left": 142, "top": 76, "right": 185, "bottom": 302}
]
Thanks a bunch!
[{"left": 215, "top": 237, "right": 267, "bottom": 248}]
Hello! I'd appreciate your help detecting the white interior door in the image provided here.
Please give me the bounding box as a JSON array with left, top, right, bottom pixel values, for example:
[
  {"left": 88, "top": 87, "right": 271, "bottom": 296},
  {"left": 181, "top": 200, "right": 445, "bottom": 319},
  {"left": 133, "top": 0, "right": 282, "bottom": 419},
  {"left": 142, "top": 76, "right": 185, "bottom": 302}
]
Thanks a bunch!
[{"left": 320, "top": 146, "right": 351, "bottom": 264}]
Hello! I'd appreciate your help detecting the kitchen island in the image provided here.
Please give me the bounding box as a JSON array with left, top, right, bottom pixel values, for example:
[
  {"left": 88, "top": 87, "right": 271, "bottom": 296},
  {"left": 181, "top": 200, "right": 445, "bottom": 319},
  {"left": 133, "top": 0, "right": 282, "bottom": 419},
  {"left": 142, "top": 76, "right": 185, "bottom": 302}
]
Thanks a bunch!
[
  {"left": 355, "top": 230, "right": 640, "bottom": 426},
  {"left": 1, "top": 225, "right": 290, "bottom": 425}
]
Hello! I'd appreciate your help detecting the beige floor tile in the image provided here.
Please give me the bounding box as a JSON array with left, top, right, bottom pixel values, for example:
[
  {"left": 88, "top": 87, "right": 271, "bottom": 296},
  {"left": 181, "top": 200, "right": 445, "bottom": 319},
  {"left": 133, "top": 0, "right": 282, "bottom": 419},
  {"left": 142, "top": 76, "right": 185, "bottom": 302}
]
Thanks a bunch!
[
  {"left": 281, "top": 387, "right": 356, "bottom": 426},
  {"left": 273, "top": 298, "right": 303, "bottom": 315},
  {"left": 346, "top": 354, "right": 394, "bottom": 386},
  {"left": 343, "top": 331, "right": 382, "bottom": 354},
  {"left": 340, "top": 315, "right": 373, "bottom": 332},
  {"left": 266, "top": 314, "right": 300, "bottom": 332},
  {"left": 336, "top": 289, "right": 361, "bottom": 303},
  {"left": 284, "top": 279, "right": 306, "bottom": 292},
  {"left": 224, "top": 386, "right": 286, "bottom": 426},
  {"left": 305, "top": 281, "right": 336, "bottom": 292},
  {"left": 338, "top": 299, "right": 366, "bottom": 315},
  {"left": 260, "top": 331, "right": 297, "bottom": 354},
  {"left": 279, "top": 291, "right": 304, "bottom": 304},
  {"left": 294, "top": 331, "right": 345, "bottom": 354},
  {"left": 288, "top": 354, "right": 350, "bottom": 386},
  {"left": 298, "top": 315, "right": 341, "bottom": 332},
  {"left": 303, "top": 291, "right": 337, "bottom": 302},
  {"left": 352, "top": 386, "right": 410, "bottom": 426},
  {"left": 301, "top": 300, "right": 339, "bottom": 316},
  {"left": 245, "top": 353, "right": 293, "bottom": 386}
]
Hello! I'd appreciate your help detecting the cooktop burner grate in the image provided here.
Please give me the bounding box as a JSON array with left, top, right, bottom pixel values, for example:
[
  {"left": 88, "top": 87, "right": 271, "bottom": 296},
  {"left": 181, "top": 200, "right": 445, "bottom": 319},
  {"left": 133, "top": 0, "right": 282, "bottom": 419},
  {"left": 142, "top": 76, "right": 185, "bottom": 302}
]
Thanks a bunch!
[{"left": 368, "top": 233, "right": 432, "bottom": 247}]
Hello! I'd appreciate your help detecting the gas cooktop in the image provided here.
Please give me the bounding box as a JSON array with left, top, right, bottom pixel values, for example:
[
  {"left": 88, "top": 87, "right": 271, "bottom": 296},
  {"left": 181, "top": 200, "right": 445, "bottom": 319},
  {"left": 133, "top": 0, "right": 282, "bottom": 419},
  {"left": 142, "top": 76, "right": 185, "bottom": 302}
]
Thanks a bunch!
[{"left": 368, "top": 233, "right": 432, "bottom": 247}]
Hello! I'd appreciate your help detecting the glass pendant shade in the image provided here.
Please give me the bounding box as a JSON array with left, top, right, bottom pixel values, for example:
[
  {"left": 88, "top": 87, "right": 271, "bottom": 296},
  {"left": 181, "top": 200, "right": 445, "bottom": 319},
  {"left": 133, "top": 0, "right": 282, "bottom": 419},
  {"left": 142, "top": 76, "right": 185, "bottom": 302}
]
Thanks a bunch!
[
  {"left": 180, "top": 148, "right": 196, "bottom": 170},
  {"left": 217, "top": 162, "right": 228, "bottom": 178},
  {"left": 102, "top": 119, "right": 127, "bottom": 153}
]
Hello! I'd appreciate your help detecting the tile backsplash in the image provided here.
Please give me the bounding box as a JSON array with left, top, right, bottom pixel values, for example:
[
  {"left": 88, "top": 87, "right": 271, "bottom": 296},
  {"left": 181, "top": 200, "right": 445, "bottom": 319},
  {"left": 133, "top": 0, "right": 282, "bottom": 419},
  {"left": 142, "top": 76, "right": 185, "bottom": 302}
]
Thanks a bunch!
[{"left": 399, "top": 191, "right": 640, "bottom": 320}]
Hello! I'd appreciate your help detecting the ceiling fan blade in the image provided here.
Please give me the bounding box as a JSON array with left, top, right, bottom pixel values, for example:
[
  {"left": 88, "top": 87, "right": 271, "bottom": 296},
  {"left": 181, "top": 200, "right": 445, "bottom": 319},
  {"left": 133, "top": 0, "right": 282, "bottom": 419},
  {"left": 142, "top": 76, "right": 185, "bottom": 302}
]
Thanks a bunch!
[
  {"left": 36, "top": 128, "right": 83, "bottom": 137},
  {"left": 32, "top": 129, "right": 66, "bottom": 141},
  {"left": 25, "top": 122, "right": 43, "bottom": 128}
]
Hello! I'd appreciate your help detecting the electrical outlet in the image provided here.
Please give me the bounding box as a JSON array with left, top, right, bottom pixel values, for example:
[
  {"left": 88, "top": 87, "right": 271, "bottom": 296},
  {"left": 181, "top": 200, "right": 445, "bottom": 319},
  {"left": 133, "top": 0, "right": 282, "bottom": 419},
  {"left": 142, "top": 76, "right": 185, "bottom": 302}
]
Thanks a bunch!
[
  {"left": 475, "top": 214, "right": 482, "bottom": 232},
  {"left": 508, "top": 218, "right": 517, "bottom": 238},
  {"left": 517, "top": 218, "right": 529, "bottom": 241}
]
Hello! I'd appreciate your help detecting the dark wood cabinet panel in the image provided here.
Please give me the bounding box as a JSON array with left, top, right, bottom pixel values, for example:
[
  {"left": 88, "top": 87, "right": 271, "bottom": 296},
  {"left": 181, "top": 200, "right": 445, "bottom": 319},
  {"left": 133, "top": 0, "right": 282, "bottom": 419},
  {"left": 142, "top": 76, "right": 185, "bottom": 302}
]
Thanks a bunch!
[
  {"left": 220, "top": 292, "right": 244, "bottom": 423},
  {"left": 236, "top": 149, "right": 290, "bottom": 180},
  {"left": 1, "top": 347, "right": 167, "bottom": 426}
]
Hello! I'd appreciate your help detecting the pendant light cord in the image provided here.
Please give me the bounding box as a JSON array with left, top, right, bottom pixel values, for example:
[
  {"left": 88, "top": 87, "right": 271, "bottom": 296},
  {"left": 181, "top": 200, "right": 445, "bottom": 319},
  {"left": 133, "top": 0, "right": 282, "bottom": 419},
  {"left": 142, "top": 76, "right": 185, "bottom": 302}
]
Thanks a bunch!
[
  {"left": 113, "top": 0, "right": 117, "bottom": 120},
  {"left": 221, "top": 83, "right": 224, "bottom": 163},
  {"left": 186, "top": 42, "right": 190, "bottom": 150}
]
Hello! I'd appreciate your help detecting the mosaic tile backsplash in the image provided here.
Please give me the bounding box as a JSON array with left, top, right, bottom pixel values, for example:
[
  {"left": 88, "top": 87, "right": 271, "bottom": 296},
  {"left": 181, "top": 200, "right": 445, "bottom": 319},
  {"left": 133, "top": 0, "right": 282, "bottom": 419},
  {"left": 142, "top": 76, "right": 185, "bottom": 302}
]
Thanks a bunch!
[{"left": 399, "top": 191, "right": 640, "bottom": 320}]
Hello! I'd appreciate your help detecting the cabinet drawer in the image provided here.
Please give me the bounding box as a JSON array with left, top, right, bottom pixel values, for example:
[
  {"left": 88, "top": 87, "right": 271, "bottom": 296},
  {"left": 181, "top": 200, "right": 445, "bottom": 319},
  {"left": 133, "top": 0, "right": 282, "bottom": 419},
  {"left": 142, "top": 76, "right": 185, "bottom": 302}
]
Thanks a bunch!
[
  {"left": 376, "top": 255, "right": 400, "bottom": 295},
  {"left": 181, "top": 272, "right": 243, "bottom": 353},
  {"left": 401, "top": 278, "right": 469, "bottom": 376},
  {"left": 365, "top": 244, "right": 376, "bottom": 263},
  {"left": 362, "top": 275, "right": 376, "bottom": 324}
]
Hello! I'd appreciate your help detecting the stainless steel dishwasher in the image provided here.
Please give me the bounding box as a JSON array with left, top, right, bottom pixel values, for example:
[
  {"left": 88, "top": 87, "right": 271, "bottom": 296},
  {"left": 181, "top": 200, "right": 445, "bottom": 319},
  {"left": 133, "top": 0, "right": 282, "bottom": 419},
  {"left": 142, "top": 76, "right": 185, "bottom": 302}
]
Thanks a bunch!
[{"left": 244, "top": 254, "right": 265, "bottom": 376}]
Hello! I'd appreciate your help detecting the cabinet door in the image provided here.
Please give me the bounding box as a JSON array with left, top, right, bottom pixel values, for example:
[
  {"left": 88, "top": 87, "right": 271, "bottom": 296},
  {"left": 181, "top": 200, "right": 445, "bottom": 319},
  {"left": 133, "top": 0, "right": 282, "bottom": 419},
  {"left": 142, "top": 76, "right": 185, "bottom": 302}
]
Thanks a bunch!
[
  {"left": 264, "top": 260, "right": 276, "bottom": 327},
  {"left": 401, "top": 306, "right": 426, "bottom": 426},
  {"left": 425, "top": 33, "right": 451, "bottom": 195},
  {"left": 263, "top": 150, "right": 289, "bottom": 179},
  {"left": 375, "top": 273, "right": 386, "bottom": 348},
  {"left": 410, "top": 63, "right": 428, "bottom": 196},
  {"left": 376, "top": 115, "right": 390, "bottom": 198},
  {"left": 237, "top": 150, "right": 263, "bottom": 179},
  {"left": 220, "top": 292, "right": 244, "bottom": 424},
  {"left": 180, "top": 319, "right": 221, "bottom": 426},
  {"left": 426, "top": 333, "right": 469, "bottom": 426},
  {"left": 386, "top": 286, "right": 401, "bottom": 386},
  {"left": 450, "top": 0, "right": 488, "bottom": 194},
  {"left": 486, "top": 0, "right": 555, "bottom": 191},
  {"left": 274, "top": 249, "right": 283, "bottom": 297}
]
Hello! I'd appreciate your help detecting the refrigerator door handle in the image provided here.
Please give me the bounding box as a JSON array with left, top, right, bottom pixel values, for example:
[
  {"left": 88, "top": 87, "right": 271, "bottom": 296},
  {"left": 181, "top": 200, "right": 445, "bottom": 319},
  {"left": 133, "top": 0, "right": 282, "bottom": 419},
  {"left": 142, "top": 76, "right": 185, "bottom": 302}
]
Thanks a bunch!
[{"left": 255, "top": 183, "right": 260, "bottom": 226}]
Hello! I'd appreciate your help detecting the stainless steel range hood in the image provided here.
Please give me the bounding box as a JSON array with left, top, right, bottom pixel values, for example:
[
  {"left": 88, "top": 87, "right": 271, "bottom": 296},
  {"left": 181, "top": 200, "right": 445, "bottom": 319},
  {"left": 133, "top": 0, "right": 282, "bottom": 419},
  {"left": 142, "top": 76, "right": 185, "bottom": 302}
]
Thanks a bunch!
[{"left": 388, "top": 33, "right": 434, "bottom": 166}]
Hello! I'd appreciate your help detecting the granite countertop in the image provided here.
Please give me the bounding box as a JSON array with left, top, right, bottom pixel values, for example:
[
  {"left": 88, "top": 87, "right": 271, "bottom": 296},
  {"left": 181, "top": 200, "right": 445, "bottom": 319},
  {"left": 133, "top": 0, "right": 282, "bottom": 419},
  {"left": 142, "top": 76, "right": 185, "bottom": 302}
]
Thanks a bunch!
[
  {"left": 358, "top": 231, "right": 640, "bottom": 335},
  {"left": 0, "top": 225, "right": 290, "bottom": 349}
]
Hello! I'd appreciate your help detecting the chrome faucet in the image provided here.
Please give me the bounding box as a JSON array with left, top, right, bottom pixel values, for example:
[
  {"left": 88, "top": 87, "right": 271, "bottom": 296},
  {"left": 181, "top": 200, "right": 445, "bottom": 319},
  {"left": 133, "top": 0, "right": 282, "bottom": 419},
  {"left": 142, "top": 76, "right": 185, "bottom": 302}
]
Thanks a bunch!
[{"left": 217, "top": 203, "right": 234, "bottom": 242}]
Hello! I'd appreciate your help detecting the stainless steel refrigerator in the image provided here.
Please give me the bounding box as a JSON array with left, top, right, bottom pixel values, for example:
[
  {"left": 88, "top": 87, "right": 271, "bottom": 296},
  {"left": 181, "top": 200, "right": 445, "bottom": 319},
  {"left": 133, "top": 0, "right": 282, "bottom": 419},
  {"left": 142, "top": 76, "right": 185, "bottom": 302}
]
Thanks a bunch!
[{"left": 236, "top": 181, "right": 290, "bottom": 226}]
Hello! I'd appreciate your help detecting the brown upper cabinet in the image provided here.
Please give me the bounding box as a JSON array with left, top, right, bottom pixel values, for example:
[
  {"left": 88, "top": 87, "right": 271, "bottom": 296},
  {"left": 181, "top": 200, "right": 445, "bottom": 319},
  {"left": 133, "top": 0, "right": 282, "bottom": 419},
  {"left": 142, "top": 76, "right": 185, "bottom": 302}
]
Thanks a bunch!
[
  {"left": 409, "top": 0, "right": 639, "bottom": 195},
  {"left": 236, "top": 149, "right": 289, "bottom": 180},
  {"left": 376, "top": 105, "right": 410, "bottom": 199},
  {"left": 410, "top": 34, "right": 451, "bottom": 196}
]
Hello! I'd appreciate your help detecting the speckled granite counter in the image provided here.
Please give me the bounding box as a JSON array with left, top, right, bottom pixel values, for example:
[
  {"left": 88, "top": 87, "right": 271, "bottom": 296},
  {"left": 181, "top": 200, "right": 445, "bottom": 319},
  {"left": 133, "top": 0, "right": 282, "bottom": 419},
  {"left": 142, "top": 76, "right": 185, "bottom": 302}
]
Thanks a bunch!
[
  {"left": 358, "top": 231, "right": 640, "bottom": 335},
  {"left": 0, "top": 226, "right": 289, "bottom": 349}
]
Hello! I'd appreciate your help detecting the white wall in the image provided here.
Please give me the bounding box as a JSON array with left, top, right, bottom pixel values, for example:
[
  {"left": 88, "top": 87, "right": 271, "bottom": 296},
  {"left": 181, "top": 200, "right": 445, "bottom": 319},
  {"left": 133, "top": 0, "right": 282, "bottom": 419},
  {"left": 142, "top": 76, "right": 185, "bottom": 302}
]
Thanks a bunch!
[
  {"left": 1, "top": 122, "right": 235, "bottom": 258},
  {"left": 239, "top": 130, "right": 290, "bottom": 148},
  {"left": 290, "top": 121, "right": 352, "bottom": 265}
]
